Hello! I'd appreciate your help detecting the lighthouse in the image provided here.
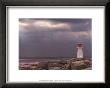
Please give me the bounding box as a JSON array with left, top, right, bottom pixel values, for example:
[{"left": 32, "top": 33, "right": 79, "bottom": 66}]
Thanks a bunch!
[{"left": 76, "top": 43, "right": 84, "bottom": 59}]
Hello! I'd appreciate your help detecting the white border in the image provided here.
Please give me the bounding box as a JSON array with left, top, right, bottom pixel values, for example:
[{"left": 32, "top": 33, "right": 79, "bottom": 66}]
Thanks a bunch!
[{"left": 6, "top": 6, "right": 105, "bottom": 83}]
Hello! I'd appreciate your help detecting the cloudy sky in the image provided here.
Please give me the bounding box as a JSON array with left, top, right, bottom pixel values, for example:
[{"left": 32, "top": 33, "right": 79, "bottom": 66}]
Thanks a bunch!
[{"left": 19, "top": 18, "right": 92, "bottom": 58}]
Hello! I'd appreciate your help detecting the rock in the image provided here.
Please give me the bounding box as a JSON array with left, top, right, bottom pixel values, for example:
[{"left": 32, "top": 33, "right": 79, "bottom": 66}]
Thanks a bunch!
[{"left": 71, "top": 59, "right": 91, "bottom": 70}]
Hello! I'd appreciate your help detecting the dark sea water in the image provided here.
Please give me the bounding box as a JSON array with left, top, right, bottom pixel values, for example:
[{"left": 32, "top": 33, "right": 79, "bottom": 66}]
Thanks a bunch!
[
  {"left": 19, "top": 58, "right": 73, "bottom": 63},
  {"left": 19, "top": 57, "right": 92, "bottom": 64}
]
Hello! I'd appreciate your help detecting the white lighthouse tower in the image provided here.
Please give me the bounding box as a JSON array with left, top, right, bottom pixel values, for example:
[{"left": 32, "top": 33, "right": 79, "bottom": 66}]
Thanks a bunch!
[{"left": 76, "top": 43, "right": 84, "bottom": 59}]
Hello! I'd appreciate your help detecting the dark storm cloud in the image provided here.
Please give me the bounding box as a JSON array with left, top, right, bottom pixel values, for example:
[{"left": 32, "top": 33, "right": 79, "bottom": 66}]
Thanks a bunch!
[
  {"left": 19, "top": 18, "right": 91, "bottom": 32},
  {"left": 19, "top": 18, "right": 92, "bottom": 58}
]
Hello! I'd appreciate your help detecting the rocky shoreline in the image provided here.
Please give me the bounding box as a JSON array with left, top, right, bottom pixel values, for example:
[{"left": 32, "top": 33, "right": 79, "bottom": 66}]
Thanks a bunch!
[{"left": 19, "top": 58, "right": 92, "bottom": 70}]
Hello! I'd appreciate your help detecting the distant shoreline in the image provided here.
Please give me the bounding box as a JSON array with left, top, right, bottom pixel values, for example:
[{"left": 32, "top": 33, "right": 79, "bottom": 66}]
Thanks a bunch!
[{"left": 19, "top": 58, "right": 92, "bottom": 63}]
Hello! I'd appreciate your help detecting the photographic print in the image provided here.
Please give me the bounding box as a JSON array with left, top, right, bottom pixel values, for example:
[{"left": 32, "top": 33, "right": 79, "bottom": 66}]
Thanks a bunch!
[
  {"left": 7, "top": 6, "right": 104, "bottom": 83},
  {"left": 19, "top": 18, "right": 92, "bottom": 70}
]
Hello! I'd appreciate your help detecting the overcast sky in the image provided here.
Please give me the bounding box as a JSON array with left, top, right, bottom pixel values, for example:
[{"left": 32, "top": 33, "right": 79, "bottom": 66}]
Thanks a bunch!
[{"left": 19, "top": 18, "right": 92, "bottom": 58}]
